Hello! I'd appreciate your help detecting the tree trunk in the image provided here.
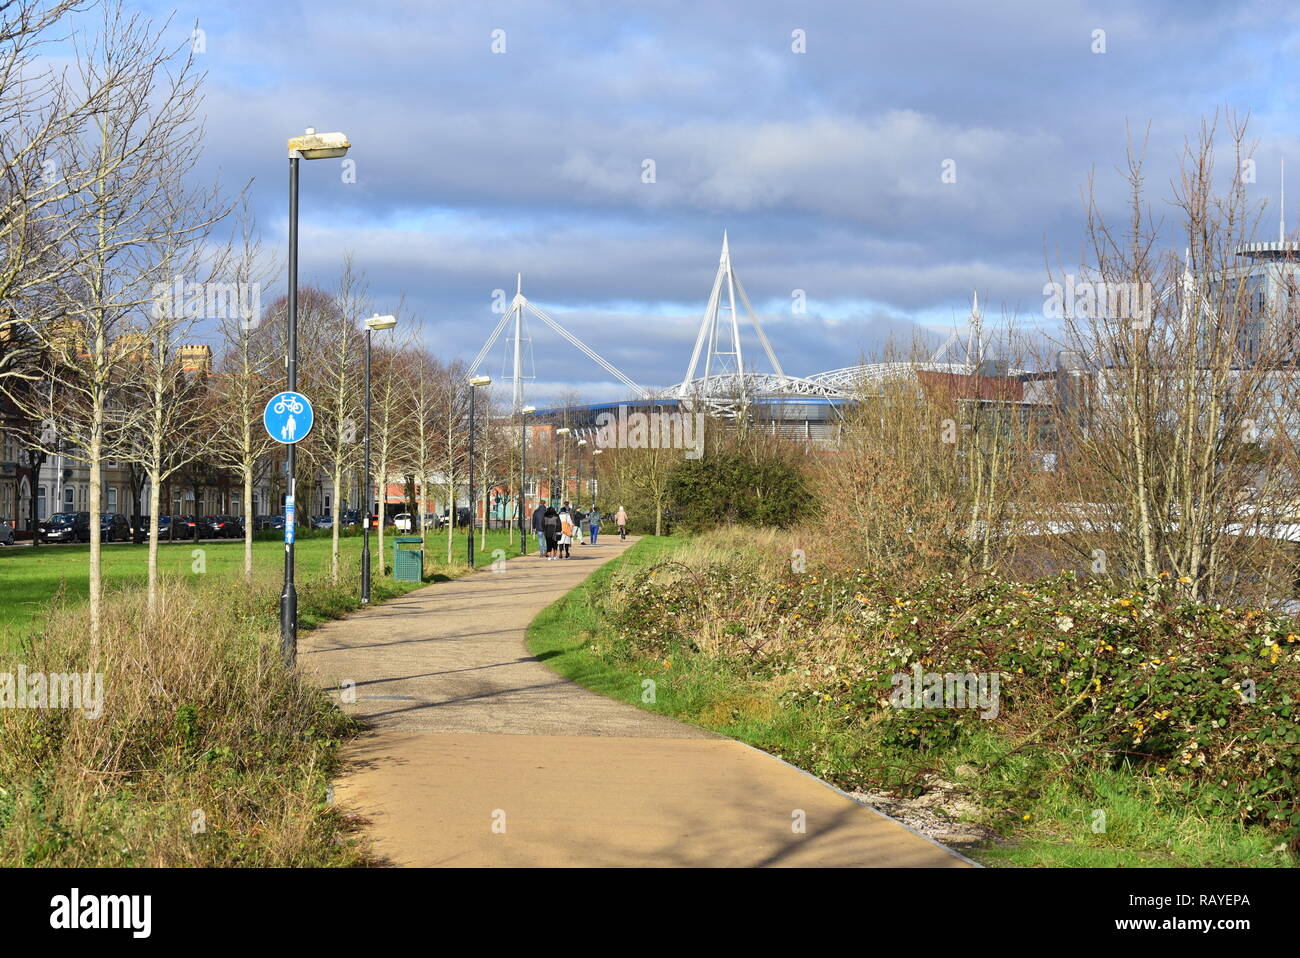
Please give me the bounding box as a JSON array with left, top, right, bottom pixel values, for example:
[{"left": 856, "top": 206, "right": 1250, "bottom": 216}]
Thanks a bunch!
[
  {"left": 445, "top": 473, "right": 455, "bottom": 565},
  {"left": 416, "top": 474, "right": 428, "bottom": 573},
  {"left": 331, "top": 465, "right": 343, "bottom": 583},
  {"left": 243, "top": 462, "right": 254, "bottom": 582},
  {"left": 26, "top": 452, "right": 43, "bottom": 547},
  {"left": 147, "top": 476, "right": 162, "bottom": 615},
  {"left": 376, "top": 456, "right": 386, "bottom": 575},
  {"left": 88, "top": 418, "right": 102, "bottom": 649}
]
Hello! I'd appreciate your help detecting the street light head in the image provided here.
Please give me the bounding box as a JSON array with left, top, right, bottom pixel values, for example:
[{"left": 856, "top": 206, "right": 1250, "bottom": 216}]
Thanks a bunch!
[
  {"left": 365, "top": 313, "right": 398, "bottom": 331},
  {"left": 556, "top": 426, "right": 570, "bottom": 435},
  {"left": 288, "top": 129, "right": 350, "bottom": 159},
  {"left": 469, "top": 375, "right": 492, "bottom": 387},
  {"left": 521, "top": 405, "right": 536, "bottom": 414},
  {"left": 577, "top": 438, "right": 588, "bottom": 446},
  {"left": 593, "top": 448, "right": 603, "bottom": 455}
]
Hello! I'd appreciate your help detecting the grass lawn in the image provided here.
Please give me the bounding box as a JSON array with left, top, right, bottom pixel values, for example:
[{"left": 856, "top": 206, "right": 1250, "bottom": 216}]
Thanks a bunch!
[
  {"left": 528, "top": 536, "right": 1294, "bottom": 868},
  {"left": 0, "top": 527, "right": 525, "bottom": 645}
]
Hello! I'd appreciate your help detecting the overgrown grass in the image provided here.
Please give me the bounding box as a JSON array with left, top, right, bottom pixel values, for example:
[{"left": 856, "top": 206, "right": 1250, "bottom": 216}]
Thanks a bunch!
[
  {"left": 0, "top": 528, "right": 522, "bottom": 865},
  {"left": 528, "top": 534, "right": 1296, "bottom": 868}
]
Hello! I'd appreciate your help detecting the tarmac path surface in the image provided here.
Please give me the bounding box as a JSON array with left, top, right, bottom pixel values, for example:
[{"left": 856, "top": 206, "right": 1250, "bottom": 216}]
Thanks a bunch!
[{"left": 301, "top": 535, "right": 971, "bottom": 867}]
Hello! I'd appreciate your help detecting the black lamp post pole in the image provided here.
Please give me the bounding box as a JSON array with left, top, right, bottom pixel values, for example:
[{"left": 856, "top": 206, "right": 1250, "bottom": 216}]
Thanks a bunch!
[
  {"left": 467, "top": 385, "right": 477, "bottom": 568},
  {"left": 361, "top": 326, "right": 372, "bottom": 604},
  {"left": 279, "top": 154, "right": 299, "bottom": 666}
]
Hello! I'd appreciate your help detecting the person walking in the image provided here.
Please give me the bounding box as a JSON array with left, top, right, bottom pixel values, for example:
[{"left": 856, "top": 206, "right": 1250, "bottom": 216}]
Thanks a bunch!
[
  {"left": 587, "top": 506, "right": 602, "bottom": 545},
  {"left": 559, "top": 509, "right": 574, "bottom": 558},
  {"left": 575, "top": 506, "right": 587, "bottom": 545},
  {"left": 531, "top": 502, "right": 547, "bottom": 558},
  {"left": 615, "top": 505, "right": 627, "bottom": 540},
  {"left": 542, "top": 506, "right": 560, "bottom": 560}
]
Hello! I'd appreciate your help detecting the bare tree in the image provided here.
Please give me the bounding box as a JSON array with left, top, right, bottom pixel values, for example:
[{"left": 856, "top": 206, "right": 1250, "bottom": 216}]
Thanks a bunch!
[
  {"left": 369, "top": 323, "right": 415, "bottom": 573},
  {"left": 300, "top": 263, "right": 365, "bottom": 584},
  {"left": 7, "top": 3, "right": 222, "bottom": 642},
  {"left": 0, "top": 0, "right": 114, "bottom": 388},
  {"left": 433, "top": 357, "right": 470, "bottom": 564},
  {"left": 210, "top": 204, "right": 277, "bottom": 581},
  {"left": 1050, "top": 114, "right": 1300, "bottom": 602}
]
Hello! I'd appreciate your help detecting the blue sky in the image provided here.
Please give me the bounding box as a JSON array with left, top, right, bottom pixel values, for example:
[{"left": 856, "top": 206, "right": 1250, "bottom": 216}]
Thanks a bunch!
[{"left": 84, "top": 0, "right": 1300, "bottom": 401}]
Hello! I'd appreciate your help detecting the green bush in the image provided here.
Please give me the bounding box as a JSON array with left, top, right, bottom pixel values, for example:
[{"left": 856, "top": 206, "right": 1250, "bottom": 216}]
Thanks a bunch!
[{"left": 667, "top": 452, "right": 808, "bottom": 531}]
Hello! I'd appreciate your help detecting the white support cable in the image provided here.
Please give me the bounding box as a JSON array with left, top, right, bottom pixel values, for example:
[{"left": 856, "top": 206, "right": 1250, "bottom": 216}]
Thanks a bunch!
[
  {"left": 468, "top": 305, "right": 515, "bottom": 376},
  {"left": 681, "top": 269, "right": 723, "bottom": 393},
  {"left": 724, "top": 239, "right": 745, "bottom": 386},
  {"left": 928, "top": 328, "right": 960, "bottom": 363},
  {"left": 525, "top": 302, "right": 647, "bottom": 398},
  {"left": 732, "top": 272, "right": 785, "bottom": 379}
]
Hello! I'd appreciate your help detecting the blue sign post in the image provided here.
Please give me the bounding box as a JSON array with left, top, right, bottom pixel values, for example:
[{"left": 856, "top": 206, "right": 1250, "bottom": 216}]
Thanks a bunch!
[
  {"left": 264, "top": 391, "right": 314, "bottom": 445},
  {"left": 265, "top": 391, "right": 313, "bottom": 549}
]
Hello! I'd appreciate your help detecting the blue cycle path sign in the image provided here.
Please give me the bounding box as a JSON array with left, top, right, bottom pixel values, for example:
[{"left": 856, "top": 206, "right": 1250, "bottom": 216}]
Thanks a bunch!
[{"left": 264, "top": 391, "right": 314, "bottom": 444}]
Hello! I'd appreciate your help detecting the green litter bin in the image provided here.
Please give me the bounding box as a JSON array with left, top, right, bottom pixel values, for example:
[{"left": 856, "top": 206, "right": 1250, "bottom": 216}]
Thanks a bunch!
[{"left": 393, "top": 536, "right": 424, "bottom": 582}]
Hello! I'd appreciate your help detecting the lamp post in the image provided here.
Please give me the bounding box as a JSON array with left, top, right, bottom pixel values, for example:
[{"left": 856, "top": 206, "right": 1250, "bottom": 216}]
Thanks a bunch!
[
  {"left": 467, "top": 375, "right": 492, "bottom": 567},
  {"left": 553, "top": 426, "right": 570, "bottom": 506},
  {"left": 592, "top": 447, "right": 602, "bottom": 503},
  {"left": 281, "top": 127, "right": 350, "bottom": 666},
  {"left": 518, "top": 405, "right": 535, "bottom": 545},
  {"left": 361, "top": 313, "right": 397, "bottom": 604}
]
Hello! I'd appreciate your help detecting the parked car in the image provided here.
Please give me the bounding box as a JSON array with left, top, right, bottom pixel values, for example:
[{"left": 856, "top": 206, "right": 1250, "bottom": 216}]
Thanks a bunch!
[
  {"left": 0, "top": 520, "right": 13, "bottom": 546},
  {"left": 175, "top": 515, "right": 213, "bottom": 539},
  {"left": 100, "top": 513, "right": 131, "bottom": 542},
  {"left": 393, "top": 512, "right": 414, "bottom": 532},
  {"left": 311, "top": 515, "right": 333, "bottom": 530},
  {"left": 37, "top": 512, "right": 90, "bottom": 543},
  {"left": 339, "top": 510, "right": 360, "bottom": 528},
  {"left": 264, "top": 515, "right": 286, "bottom": 531},
  {"left": 207, "top": 516, "right": 244, "bottom": 538},
  {"left": 439, "top": 507, "right": 473, "bottom": 528}
]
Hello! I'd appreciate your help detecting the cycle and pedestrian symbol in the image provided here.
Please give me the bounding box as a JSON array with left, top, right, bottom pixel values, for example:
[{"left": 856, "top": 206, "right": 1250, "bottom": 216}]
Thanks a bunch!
[{"left": 264, "top": 391, "right": 314, "bottom": 444}]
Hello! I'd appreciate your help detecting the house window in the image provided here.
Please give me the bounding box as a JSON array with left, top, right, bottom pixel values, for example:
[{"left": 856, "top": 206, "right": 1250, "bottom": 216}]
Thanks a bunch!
[
  {"left": 64, "top": 487, "right": 74, "bottom": 507},
  {"left": 107, "top": 487, "right": 117, "bottom": 511},
  {"left": 37, "top": 486, "right": 46, "bottom": 520}
]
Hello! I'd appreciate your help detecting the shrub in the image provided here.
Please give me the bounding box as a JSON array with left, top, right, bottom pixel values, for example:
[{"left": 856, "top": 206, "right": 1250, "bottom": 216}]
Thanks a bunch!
[
  {"left": 602, "top": 558, "right": 1300, "bottom": 843},
  {"left": 667, "top": 452, "right": 808, "bottom": 531}
]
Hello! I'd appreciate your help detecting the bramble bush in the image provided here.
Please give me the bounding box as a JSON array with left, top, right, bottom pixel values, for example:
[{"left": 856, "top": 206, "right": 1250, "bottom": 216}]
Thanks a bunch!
[{"left": 604, "top": 560, "right": 1300, "bottom": 841}]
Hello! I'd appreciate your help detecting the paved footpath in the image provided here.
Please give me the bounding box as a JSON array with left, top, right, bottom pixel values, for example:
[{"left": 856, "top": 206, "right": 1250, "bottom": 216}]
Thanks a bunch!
[{"left": 301, "top": 536, "right": 971, "bottom": 867}]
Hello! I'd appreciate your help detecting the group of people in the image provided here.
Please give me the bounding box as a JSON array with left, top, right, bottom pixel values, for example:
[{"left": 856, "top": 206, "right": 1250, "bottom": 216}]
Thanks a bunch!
[{"left": 530, "top": 502, "right": 628, "bottom": 560}]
